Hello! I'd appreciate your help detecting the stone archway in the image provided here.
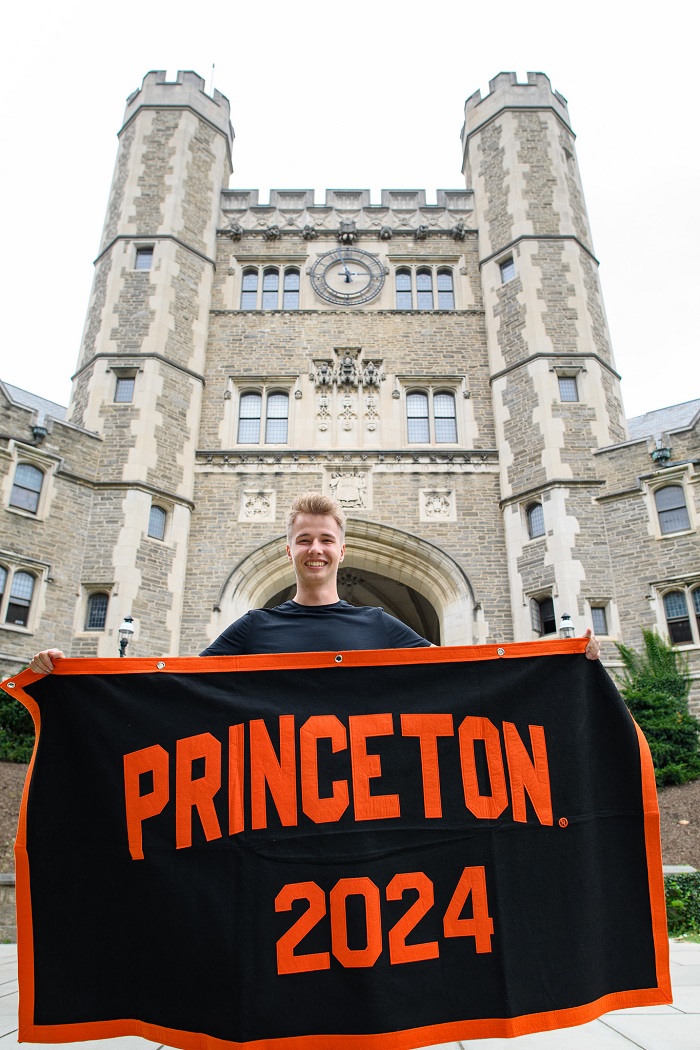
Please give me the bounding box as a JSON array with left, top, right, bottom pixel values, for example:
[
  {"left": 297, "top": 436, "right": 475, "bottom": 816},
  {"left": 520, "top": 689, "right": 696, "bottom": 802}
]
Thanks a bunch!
[{"left": 208, "top": 519, "right": 476, "bottom": 647}]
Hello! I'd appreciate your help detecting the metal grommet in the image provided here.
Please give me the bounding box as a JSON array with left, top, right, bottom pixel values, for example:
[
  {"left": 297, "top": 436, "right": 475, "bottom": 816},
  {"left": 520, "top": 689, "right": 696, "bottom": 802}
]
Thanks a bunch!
[
  {"left": 497, "top": 647, "right": 505, "bottom": 657},
  {"left": 334, "top": 654, "right": 343, "bottom": 663},
  {"left": 6, "top": 681, "right": 15, "bottom": 689},
  {"left": 156, "top": 661, "right": 166, "bottom": 670}
]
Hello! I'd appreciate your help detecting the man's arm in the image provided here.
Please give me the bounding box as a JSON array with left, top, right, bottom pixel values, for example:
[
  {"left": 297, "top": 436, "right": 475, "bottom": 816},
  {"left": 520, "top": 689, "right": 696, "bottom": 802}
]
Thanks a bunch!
[{"left": 29, "top": 649, "right": 65, "bottom": 674}]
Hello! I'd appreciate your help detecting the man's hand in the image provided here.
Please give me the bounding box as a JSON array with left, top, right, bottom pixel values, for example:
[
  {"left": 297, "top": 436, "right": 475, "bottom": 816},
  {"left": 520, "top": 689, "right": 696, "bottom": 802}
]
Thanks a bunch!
[
  {"left": 583, "top": 629, "right": 601, "bottom": 661},
  {"left": 29, "top": 649, "right": 65, "bottom": 674}
]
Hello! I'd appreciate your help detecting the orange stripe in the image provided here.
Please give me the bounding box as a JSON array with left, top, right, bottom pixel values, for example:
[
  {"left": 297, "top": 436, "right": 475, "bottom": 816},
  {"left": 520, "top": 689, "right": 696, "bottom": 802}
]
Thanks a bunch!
[
  {"left": 633, "top": 720, "right": 672, "bottom": 1000},
  {"left": 13, "top": 691, "right": 42, "bottom": 1039},
  {"left": 1, "top": 638, "right": 588, "bottom": 690},
  {"left": 18, "top": 983, "right": 673, "bottom": 1050}
]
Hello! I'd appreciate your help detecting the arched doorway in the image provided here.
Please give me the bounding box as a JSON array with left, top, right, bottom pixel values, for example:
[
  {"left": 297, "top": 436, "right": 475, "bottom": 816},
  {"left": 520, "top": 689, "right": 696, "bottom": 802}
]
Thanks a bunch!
[{"left": 207, "top": 520, "right": 476, "bottom": 647}]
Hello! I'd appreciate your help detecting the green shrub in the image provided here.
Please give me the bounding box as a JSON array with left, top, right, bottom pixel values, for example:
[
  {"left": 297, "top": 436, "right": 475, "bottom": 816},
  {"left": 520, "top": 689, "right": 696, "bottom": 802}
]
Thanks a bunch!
[
  {"left": 665, "top": 872, "right": 700, "bottom": 935},
  {"left": 0, "top": 693, "right": 35, "bottom": 763},
  {"left": 616, "top": 630, "right": 700, "bottom": 786}
]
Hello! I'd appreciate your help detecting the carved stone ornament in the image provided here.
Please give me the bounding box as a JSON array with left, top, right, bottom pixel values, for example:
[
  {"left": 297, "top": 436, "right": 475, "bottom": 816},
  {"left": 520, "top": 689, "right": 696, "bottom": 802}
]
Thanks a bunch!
[
  {"left": 415, "top": 225, "right": 430, "bottom": 240},
  {"left": 263, "top": 225, "right": 281, "bottom": 241},
  {"left": 338, "top": 220, "right": 357, "bottom": 245},
  {"left": 362, "top": 360, "right": 384, "bottom": 387},
  {"left": 420, "top": 489, "right": 455, "bottom": 523},
  {"left": 227, "top": 222, "right": 243, "bottom": 240},
  {"left": 339, "top": 393, "right": 357, "bottom": 431},
  {"left": 317, "top": 394, "right": 330, "bottom": 432},
  {"left": 302, "top": 224, "right": 318, "bottom": 240},
  {"left": 365, "top": 393, "right": 379, "bottom": 432},
  {"left": 379, "top": 225, "right": 393, "bottom": 240},
  {"left": 337, "top": 354, "right": 359, "bottom": 388},
  {"left": 313, "top": 361, "right": 335, "bottom": 387},
  {"left": 330, "top": 471, "right": 367, "bottom": 508},
  {"left": 451, "top": 221, "right": 467, "bottom": 241},
  {"left": 240, "top": 490, "right": 275, "bottom": 522}
]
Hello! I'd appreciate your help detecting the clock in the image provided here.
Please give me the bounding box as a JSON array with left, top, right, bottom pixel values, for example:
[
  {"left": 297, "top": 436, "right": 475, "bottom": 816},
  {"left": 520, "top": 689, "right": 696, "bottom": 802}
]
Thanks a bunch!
[{"left": 310, "top": 248, "right": 385, "bottom": 305}]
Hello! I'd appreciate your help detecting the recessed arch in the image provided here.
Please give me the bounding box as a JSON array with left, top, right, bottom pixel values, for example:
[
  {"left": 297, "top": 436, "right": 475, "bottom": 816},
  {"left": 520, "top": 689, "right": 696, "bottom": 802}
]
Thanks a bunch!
[{"left": 207, "top": 519, "right": 476, "bottom": 647}]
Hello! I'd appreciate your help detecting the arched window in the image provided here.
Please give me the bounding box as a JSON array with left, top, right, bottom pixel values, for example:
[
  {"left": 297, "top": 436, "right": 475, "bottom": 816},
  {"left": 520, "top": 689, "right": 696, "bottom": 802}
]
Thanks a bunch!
[
  {"left": 531, "top": 596, "right": 556, "bottom": 636},
  {"left": 406, "top": 392, "right": 430, "bottom": 442},
  {"left": 85, "top": 592, "right": 109, "bottom": 631},
  {"left": 240, "top": 268, "right": 258, "bottom": 309},
  {"left": 262, "top": 268, "right": 279, "bottom": 310},
  {"left": 282, "top": 269, "right": 300, "bottom": 310},
  {"left": 148, "top": 505, "right": 167, "bottom": 541},
  {"left": 416, "top": 269, "right": 433, "bottom": 310},
  {"left": 437, "top": 268, "right": 454, "bottom": 309},
  {"left": 527, "top": 503, "right": 545, "bottom": 539},
  {"left": 0, "top": 567, "right": 6, "bottom": 608},
  {"left": 238, "top": 392, "right": 263, "bottom": 443},
  {"left": 655, "top": 485, "right": 690, "bottom": 534},
  {"left": 433, "top": 391, "right": 457, "bottom": 443},
  {"left": 6, "top": 571, "right": 34, "bottom": 627},
  {"left": 663, "top": 591, "right": 692, "bottom": 644},
  {"left": 396, "top": 269, "right": 412, "bottom": 309},
  {"left": 694, "top": 589, "right": 700, "bottom": 636},
  {"left": 265, "top": 393, "right": 289, "bottom": 443},
  {"left": 10, "top": 463, "right": 44, "bottom": 514}
]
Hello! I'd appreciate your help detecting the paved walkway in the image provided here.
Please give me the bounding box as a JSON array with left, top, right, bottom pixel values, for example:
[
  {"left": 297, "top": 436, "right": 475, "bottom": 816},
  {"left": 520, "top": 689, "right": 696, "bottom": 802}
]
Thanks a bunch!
[{"left": 0, "top": 940, "right": 698, "bottom": 1050}]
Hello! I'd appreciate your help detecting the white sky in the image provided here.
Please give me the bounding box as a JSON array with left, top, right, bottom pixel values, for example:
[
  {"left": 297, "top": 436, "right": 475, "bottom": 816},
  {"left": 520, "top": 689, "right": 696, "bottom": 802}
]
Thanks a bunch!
[{"left": 1, "top": 0, "right": 697, "bottom": 419}]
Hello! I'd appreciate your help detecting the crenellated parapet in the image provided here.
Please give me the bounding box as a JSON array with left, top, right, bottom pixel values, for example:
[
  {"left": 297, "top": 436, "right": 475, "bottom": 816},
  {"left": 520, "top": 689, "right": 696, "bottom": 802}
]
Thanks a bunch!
[
  {"left": 220, "top": 188, "right": 475, "bottom": 238},
  {"left": 122, "top": 70, "right": 234, "bottom": 156}
]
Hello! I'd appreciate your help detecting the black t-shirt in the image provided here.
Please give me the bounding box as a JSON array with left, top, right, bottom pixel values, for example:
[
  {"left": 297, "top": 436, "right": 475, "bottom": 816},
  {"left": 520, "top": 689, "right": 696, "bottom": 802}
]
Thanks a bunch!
[{"left": 200, "top": 600, "right": 431, "bottom": 656}]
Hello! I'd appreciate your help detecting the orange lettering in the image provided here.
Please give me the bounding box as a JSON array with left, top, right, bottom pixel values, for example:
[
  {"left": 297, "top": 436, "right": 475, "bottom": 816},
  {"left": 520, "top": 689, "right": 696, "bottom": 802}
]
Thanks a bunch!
[
  {"left": 175, "top": 732, "right": 222, "bottom": 849},
  {"left": 400, "top": 713, "right": 454, "bottom": 818},
  {"left": 502, "top": 722, "right": 553, "bottom": 825},
  {"left": 300, "top": 715, "right": 349, "bottom": 824},
  {"left": 250, "top": 715, "right": 297, "bottom": 829},
  {"left": 458, "top": 716, "right": 508, "bottom": 820},
  {"left": 349, "top": 714, "right": 400, "bottom": 821},
  {"left": 123, "top": 744, "right": 169, "bottom": 861},
  {"left": 228, "top": 723, "right": 245, "bottom": 835}
]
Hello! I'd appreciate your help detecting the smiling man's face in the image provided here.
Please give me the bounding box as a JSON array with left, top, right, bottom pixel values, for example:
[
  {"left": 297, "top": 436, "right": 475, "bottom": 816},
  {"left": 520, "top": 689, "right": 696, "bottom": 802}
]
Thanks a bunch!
[{"left": 286, "top": 512, "right": 346, "bottom": 594}]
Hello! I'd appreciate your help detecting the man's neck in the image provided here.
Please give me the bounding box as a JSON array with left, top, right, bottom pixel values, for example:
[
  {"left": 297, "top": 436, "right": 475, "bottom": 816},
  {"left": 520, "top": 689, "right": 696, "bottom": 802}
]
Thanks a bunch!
[{"left": 292, "top": 584, "right": 341, "bottom": 607}]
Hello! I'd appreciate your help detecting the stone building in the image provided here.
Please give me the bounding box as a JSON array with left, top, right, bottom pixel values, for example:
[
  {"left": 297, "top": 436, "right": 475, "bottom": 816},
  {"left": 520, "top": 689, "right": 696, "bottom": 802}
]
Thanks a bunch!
[{"left": 1, "top": 70, "right": 698, "bottom": 709}]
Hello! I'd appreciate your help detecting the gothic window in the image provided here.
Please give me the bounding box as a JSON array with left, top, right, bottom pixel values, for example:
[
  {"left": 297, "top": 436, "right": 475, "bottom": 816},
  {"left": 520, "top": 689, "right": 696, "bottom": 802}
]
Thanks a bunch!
[
  {"left": 282, "top": 269, "right": 300, "bottom": 310},
  {"left": 500, "top": 258, "right": 515, "bottom": 283},
  {"left": 590, "top": 605, "right": 609, "bottom": 635},
  {"left": 531, "top": 595, "right": 556, "bottom": 636},
  {"left": 10, "top": 463, "right": 44, "bottom": 513},
  {"left": 406, "top": 392, "right": 430, "bottom": 442},
  {"left": 437, "top": 268, "right": 455, "bottom": 309},
  {"left": 262, "top": 268, "right": 280, "bottom": 310},
  {"left": 237, "top": 390, "right": 289, "bottom": 445},
  {"left": 396, "top": 268, "right": 412, "bottom": 309},
  {"left": 0, "top": 567, "right": 5, "bottom": 611},
  {"left": 265, "top": 392, "right": 289, "bottom": 443},
  {"left": 433, "top": 392, "right": 457, "bottom": 442},
  {"left": 558, "top": 376, "right": 579, "bottom": 402},
  {"left": 5, "top": 571, "right": 35, "bottom": 627},
  {"left": 663, "top": 591, "right": 693, "bottom": 644},
  {"left": 114, "top": 376, "right": 135, "bottom": 403},
  {"left": 85, "top": 592, "right": 109, "bottom": 631},
  {"left": 148, "top": 505, "right": 167, "bottom": 541},
  {"left": 416, "top": 269, "right": 434, "bottom": 309},
  {"left": 135, "top": 246, "right": 153, "bottom": 270},
  {"left": 526, "top": 503, "right": 545, "bottom": 539},
  {"left": 240, "top": 268, "right": 258, "bottom": 309},
  {"left": 655, "top": 485, "right": 690, "bottom": 534}
]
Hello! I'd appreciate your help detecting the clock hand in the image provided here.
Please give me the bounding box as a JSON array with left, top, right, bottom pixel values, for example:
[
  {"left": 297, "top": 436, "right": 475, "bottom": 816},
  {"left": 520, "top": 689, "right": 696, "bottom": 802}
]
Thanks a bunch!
[{"left": 337, "top": 247, "right": 353, "bottom": 282}]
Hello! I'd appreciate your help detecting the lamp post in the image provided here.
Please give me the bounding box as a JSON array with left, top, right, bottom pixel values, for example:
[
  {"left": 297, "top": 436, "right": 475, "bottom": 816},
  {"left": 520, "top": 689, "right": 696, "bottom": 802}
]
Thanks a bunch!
[
  {"left": 118, "top": 616, "right": 135, "bottom": 657},
  {"left": 558, "top": 613, "right": 575, "bottom": 639}
]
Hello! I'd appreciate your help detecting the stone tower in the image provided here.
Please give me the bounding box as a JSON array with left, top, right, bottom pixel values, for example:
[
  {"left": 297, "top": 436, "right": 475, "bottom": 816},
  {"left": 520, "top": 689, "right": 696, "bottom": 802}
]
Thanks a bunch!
[
  {"left": 462, "top": 72, "right": 627, "bottom": 639},
  {"left": 66, "top": 71, "right": 234, "bottom": 655}
]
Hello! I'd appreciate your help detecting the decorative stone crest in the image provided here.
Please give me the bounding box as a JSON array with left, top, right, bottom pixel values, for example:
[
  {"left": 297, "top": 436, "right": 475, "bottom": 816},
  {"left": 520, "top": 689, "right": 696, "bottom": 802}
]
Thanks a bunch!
[
  {"left": 420, "top": 489, "right": 455, "bottom": 522},
  {"left": 330, "top": 471, "right": 367, "bottom": 508},
  {"left": 339, "top": 393, "right": 357, "bottom": 431},
  {"left": 365, "top": 394, "right": 379, "bottom": 432},
  {"left": 338, "top": 219, "right": 357, "bottom": 245},
  {"left": 239, "top": 490, "right": 275, "bottom": 522},
  {"left": 316, "top": 394, "right": 330, "bottom": 432}
]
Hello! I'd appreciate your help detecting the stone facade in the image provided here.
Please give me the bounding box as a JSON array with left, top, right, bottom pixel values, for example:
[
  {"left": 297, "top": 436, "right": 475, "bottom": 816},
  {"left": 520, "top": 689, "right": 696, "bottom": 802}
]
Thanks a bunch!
[{"left": 1, "top": 70, "right": 698, "bottom": 713}]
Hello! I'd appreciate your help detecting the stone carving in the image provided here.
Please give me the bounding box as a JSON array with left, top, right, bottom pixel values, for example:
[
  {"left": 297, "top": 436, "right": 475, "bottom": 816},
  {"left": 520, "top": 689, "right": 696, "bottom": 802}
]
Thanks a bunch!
[
  {"left": 338, "top": 219, "right": 357, "bottom": 245},
  {"left": 317, "top": 394, "right": 330, "bottom": 432},
  {"left": 365, "top": 394, "right": 379, "bottom": 432},
  {"left": 227, "top": 222, "right": 243, "bottom": 240},
  {"left": 338, "top": 354, "right": 359, "bottom": 387},
  {"left": 312, "top": 361, "right": 334, "bottom": 387},
  {"left": 338, "top": 571, "right": 364, "bottom": 601},
  {"left": 379, "top": 225, "right": 393, "bottom": 240},
  {"left": 263, "top": 225, "right": 280, "bottom": 240},
  {"left": 362, "top": 360, "right": 383, "bottom": 387},
  {"left": 421, "top": 490, "right": 454, "bottom": 522},
  {"left": 339, "top": 393, "right": 357, "bottom": 431},
  {"left": 241, "top": 491, "right": 274, "bottom": 521},
  {"left": 451, "top": 221, "right": 467, "bottom": 241},
  {"left": 415, "top": 225, "right": 430, "bottom": 240},
  {"left": 330, "top": 471, "right": 367, "bottom": 508},
  {"left": 302, "top": 224, "right": 318, "bottom": 240}
]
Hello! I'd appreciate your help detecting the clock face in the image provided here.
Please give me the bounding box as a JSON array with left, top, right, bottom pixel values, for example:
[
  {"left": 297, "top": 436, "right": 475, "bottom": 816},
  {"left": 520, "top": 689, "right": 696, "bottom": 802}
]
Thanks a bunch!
[{"left": 310, "top": 248, "right": 385, "bottom": 305}]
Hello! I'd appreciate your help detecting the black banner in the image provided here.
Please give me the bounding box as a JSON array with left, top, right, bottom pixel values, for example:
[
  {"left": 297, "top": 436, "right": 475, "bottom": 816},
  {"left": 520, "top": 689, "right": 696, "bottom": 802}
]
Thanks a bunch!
[{"left": 3, "top": 643, "right": 671, "bottom": 1049}]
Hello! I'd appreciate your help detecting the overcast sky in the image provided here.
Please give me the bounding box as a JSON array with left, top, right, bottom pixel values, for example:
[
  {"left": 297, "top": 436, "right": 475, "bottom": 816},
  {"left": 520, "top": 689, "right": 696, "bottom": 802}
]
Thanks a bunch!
[{"left": 1, "top": 0, "right": 697, "bottom": 419}]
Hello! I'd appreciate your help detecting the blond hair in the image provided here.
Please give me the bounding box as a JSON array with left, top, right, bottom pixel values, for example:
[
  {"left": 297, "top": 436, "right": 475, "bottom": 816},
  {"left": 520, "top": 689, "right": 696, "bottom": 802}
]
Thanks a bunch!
[{"left": 285, "top": 492, "right": 346, "bottom": 541}]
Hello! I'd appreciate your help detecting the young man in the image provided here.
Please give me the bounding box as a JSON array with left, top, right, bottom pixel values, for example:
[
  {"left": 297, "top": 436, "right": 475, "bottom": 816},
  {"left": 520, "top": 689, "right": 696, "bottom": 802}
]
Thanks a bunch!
[{"left": 29, "top": 491, "right": 601, "bottom": 670}]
